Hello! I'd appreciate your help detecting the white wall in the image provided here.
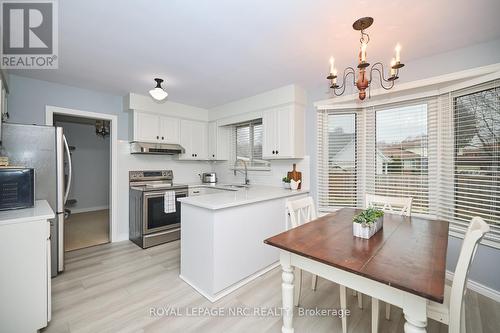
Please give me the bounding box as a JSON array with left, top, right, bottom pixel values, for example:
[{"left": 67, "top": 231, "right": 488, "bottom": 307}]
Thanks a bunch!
[
  {"left": 305, "top": 38, "right": 500, "bottom": 293},
  {"left": 54, "top": 120, "right": 110, "bottom": 213}
]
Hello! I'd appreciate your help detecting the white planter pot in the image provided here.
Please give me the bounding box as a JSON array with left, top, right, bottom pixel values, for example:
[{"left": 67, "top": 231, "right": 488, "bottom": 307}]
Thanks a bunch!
[
  {"left": 282, "top": 182, "right": 291, "bottom": 189},
  {"left": 352, "top": 217, "right": 383, "bottom": 239}
]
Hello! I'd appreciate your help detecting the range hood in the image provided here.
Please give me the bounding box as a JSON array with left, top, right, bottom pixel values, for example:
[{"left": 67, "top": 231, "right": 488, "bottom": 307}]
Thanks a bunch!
[{"left": 130, "top": 142, "right": 185, "bottom": 155}]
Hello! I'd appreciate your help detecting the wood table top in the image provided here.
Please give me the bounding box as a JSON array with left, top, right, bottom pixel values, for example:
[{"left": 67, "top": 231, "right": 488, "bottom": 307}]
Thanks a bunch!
[{"left": 264, "top": 208, "right": 449, "bottom": 303}]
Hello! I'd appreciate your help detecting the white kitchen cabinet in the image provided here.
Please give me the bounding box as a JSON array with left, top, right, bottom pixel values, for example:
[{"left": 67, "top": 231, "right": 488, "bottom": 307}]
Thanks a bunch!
[
  {"left": 130, "top": 111, "right": 180, "bottom": 143},
  {"left": 179, "top": 119, "right": 208, "bottom": 160},
  {"left": 208, "top": 121, "right": 230, "bottom": 160},
  {"left": 133, "top": 111, "right": 159, "bottom": 142},
  {"left": 159, "top": 116, "right": 180, "bottom": 143},
  {"left": 0, "top": 200, "right": 54, "bottom": 333},
  {"left": 262, "top": 105, "right": 304, "bottom": 159}
]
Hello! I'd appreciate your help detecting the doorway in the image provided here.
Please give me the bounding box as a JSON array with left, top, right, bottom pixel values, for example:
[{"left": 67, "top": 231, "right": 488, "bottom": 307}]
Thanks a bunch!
[
  {"left": 46, "top": 106, "right": 118, "bottom": 253},
  {"left": 53, "top": 114, "right": 111, "bottom": 251}
]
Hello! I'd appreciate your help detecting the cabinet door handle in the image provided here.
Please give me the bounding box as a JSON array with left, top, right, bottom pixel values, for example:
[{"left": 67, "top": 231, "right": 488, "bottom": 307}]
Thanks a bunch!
[
  {"left": 276, "top": 150, "right": 279, "bottom": 155},
  {"left": 195, "top": 154, "right": 197, "bottom": 157},
  {"left": 191, "top": 154, "right": 194, "bottom": 157},
  {"left": 156, "top": 136, "right": 159, "bottom": 139},
  {"left": 161, "top": 136, "right": 164, "bottom": 140},
  {"left": 272, "top": 150, "right": 275, "bottom": 154},
  {"left": 212, "top": 154, "right": 215, "bottom": 158}
]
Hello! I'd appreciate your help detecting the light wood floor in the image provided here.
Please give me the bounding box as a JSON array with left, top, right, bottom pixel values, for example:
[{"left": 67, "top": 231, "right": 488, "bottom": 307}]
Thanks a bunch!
[
  {"left": 65, "top": 209, "right": 110, "bottom": 251},
  {"left": 44, "top": 240, "right": 500, "bottom": 333}
]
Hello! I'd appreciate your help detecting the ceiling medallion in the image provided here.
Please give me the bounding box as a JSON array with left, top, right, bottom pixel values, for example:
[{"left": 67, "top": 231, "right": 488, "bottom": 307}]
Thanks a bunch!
[{"left": 327, "top": 17, "right": 405, "bottom": 100}]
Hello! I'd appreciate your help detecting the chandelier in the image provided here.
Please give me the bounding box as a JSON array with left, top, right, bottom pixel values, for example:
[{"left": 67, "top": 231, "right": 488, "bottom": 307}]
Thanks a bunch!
[{"left": 327, "top": 17, "right": 405, "bottom": 100}]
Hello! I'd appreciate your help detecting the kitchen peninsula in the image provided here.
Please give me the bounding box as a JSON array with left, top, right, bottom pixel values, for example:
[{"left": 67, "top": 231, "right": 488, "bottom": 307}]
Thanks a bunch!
[{"left": 178, "top": 185, "right": 308, "bottom": 302}]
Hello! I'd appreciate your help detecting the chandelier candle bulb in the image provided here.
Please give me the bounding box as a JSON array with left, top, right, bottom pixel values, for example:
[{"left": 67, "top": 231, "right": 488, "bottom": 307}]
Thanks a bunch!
[
  {"left": 361, "top": 42, "right": 367, "bottom": 62},
  {"left": 395, "top": 43, "right": 401, "bottom": 62},
  {"left": 390, "top": 58, "right": 397, "bottom": 76},
  {"left": 329, "top": 57, "right": 335, "bottom": 74}
]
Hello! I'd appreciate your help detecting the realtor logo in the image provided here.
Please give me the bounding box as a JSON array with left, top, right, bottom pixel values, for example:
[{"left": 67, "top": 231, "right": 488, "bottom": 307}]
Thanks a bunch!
[{"left": 1, "top": 0, "right": 58, "bottom": 69}]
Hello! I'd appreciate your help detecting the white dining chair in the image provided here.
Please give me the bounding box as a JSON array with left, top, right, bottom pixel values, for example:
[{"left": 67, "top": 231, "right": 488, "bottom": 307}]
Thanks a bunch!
[
  {"left": 366, "top": 193, "right": 413, "bottom": 332},
  {"left": 373, "top": 216, "right": 489, "bottom": 333},
  {"left": 426, "top": 217, "right": 489, "bottom": 333},
  {"left": 286, "top": 196, "right": 349, "bottom": 333}
]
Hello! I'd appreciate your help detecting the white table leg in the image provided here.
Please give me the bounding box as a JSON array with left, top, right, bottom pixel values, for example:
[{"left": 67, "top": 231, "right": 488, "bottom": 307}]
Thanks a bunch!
[
  {"left": 293, "top": 268, "right": 302, "bottom": 307},
  {"left": 282, "top": 263, "right": 295, "bottom": 333},
  {"left": 340, "top": 285, "right": 347, "bottom": 333},
  {"left": 403, "top": 296, "right": 427, "bottom": 333},
  {"left": 372, "top": 298, "right": 379, "bottom": 333},
  {"left": 311, "top": 274, "right": 318, "bottom": 291}
]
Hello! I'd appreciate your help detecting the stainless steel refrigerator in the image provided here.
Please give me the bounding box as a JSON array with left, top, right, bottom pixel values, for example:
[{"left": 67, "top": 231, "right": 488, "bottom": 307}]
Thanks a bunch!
[{"left": 1, "top": 123, "right": 72, "bottom": 277}]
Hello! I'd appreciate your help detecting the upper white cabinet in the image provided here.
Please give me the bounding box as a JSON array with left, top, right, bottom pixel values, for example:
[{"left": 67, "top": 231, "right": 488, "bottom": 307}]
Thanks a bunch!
[
  {"left": 262, "top": 105, "right": 304, "bottom": 159},
  {"left": 179, "top": 119, "right": 208, "bottom": 160},
  {"left": 208, "top": 121, "right": 230, "bottom": 160},
  {"left": 130, "top": 111, "right": 180, "bottom": 143}
]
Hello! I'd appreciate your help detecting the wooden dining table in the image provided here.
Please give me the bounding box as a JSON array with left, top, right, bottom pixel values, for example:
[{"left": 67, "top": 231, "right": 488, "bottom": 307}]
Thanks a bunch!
[{"left": 264, "top": 208, "right": 449, "bottom": 333}]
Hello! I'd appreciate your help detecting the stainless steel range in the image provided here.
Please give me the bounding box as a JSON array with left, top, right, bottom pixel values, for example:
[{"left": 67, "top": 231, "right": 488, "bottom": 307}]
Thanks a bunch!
[{"left": 129, "top": 170, "right": 188, "bottom": 248}]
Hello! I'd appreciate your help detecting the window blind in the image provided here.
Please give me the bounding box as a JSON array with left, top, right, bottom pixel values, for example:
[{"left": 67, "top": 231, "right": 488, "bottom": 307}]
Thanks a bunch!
[
  {"left": 437, "top": 80, "right": 500, "bottom": 246},
  {"left": 231, "top": 119, "right": 269, "bottom": 168},
  {"left": 364, "top": 100, "right": 436, "bottom": 214},
  {"left": 317, "top": 110, "right": 359, "bottom": 210}
]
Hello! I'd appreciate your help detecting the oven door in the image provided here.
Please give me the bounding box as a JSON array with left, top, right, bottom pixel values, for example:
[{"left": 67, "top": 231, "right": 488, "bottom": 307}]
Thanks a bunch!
[{"left": 143, "top": 190, "right": 186, "bottom": 234}]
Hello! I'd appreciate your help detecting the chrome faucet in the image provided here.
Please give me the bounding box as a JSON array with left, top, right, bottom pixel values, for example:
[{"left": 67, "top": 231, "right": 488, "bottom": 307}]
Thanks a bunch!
[{"left": 233, "top": 159, "right": 249, "bottom": 185}]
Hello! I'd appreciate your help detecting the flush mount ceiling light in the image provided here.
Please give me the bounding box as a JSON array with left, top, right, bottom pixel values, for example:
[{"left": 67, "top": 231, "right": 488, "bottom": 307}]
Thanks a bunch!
[
  {"left": 149, "top": 78, "right": 168, "bottom": 101},
  {"left": 327, "top": 17, "right": 405, "bottom": 100}
]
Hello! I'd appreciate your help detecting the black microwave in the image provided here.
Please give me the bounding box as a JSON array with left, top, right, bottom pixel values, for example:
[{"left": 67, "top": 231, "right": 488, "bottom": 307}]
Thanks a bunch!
[{"left": 0, "top": 168, "right": 35, "bottom": 211}]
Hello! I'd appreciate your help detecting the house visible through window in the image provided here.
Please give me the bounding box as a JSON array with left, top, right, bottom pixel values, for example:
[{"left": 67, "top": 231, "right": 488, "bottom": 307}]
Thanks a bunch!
[
  {"left": 375, "top": 104, "right": 429, "bottom": 213},
  {"left": 326, "top": 113, "right": 357, "bottom": 207}
]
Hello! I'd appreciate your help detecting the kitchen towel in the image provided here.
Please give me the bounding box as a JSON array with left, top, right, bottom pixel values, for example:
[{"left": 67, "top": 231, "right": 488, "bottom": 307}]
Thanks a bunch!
[{"left": 164, "top": 191, "right": 176, "bottom": 214}]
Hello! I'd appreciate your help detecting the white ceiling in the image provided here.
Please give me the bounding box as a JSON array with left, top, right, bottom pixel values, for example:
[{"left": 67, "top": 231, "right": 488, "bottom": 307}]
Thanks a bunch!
[{"left": 11, "top": 0, "right": 500, "bottom": 108}]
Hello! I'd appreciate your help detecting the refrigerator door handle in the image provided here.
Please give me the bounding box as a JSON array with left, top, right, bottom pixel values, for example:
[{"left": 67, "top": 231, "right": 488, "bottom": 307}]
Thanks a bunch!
[{"left": 63, "top": 134, "right": 72, "bottom": 204}]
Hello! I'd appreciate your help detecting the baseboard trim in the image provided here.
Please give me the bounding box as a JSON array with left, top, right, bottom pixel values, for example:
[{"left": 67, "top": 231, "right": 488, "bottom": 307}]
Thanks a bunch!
[
  {"left": 446, "top": 270, "right": 500, "bottom": 303},
  {"left": 70, "top": 205, "right": 109, "bottom": 214},
  {"left": 180, "top": 262, "right": 280, "bottom": 303}
]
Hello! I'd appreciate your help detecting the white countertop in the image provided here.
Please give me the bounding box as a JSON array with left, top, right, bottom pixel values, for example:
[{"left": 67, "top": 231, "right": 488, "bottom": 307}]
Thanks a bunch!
[
  {"left": 0, "top": 200, "right": 55, "bottom": 226},
  {"left": 178, "top": 185, "right": 309, "bottom": 210}
]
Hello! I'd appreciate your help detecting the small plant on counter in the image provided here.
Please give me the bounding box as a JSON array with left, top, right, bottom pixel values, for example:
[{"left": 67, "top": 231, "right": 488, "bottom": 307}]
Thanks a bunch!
[
  {"left": 352, "top": 207, "right": 384, "bottom": 228},
  {"left": 282, "top": 177, "right": 291, "bottom": 189}
]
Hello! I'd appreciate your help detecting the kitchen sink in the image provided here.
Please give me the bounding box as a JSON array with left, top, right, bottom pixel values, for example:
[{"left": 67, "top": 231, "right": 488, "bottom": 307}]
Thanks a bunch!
[{"left": 217, "top": 184, "right": 249, "bottom": 189}]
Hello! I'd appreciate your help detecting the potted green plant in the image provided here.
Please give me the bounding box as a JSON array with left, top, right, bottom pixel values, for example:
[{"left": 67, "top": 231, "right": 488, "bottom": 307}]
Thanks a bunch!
[
  {"left": 352, "top": 207, "right": 384, "bottom": 239},
  {"left": 282, "top": 177, "right": 291, "bottom": 189}
]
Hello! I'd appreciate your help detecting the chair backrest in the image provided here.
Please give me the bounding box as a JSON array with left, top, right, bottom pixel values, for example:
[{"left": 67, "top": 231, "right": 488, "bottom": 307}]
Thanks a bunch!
[
  {"left": 365, "top": 193, "right": 413, "bottom": 217},
  {"left": 286, "top": 196, "right": 317, "bottom": 229},
  {"left": 449, "top": 217, "right": 490, "bottom": 333}
]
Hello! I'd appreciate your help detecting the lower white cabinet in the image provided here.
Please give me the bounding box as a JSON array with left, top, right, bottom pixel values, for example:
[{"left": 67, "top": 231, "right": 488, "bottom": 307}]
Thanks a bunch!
[
  {"left": 208, "top": 121, "right": 230, "bottom": 160},
  {"left": 0, "top": 201, "right": 54, "bottom": 333},
  {"left": 179, "top": 119, "right": 208, "bottom": 160}
]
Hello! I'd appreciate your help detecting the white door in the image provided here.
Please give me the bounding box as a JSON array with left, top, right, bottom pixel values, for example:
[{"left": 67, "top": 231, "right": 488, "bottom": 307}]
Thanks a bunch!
[
  {"left": 262, "top": 109, "right": 277, "bottom": 159},
  {"left": 191, "top": 121, "right": 208, "bottom": 160},
  {"left": 159, "top": 116, "right": 180, "bottom": 143},
  {"left": 135, "top": 112, "right": 159, "bottom": 142},
  {"left": 275, "top": 106, "right": 293, "bottom": 158},
  {"left": 208, "top": 121, "right": 217, "bottom": 160},
  {"left": 179, "top": 120, "right": 193, "bottom": 159}
]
